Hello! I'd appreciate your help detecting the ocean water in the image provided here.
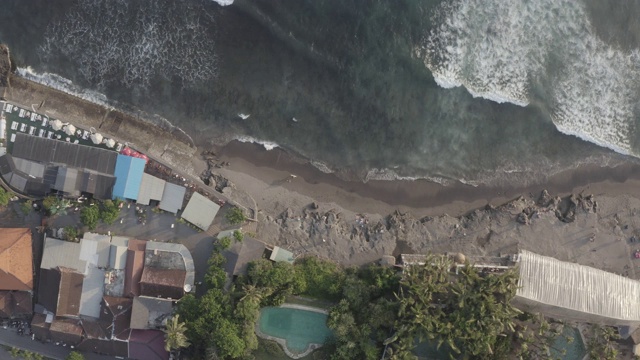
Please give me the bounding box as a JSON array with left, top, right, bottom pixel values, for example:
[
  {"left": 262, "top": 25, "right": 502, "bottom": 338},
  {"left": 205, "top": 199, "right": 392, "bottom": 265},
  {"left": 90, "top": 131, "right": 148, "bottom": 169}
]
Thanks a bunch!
[{"left": 0, "top": 0, "right": 638, "bottom": 186}]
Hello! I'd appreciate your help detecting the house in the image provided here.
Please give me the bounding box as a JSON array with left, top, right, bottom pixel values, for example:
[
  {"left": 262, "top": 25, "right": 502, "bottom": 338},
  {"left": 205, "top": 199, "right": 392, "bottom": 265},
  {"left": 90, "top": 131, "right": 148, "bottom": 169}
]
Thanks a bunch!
[
  {"left": 223, "top": 237, "right": 267, "bottom": 276},
  {"left": 30, "top": 313, "right": 51, "bottom": 341},
  {"left": 140, "top": 268, "right": 186, "bottom": 300},
  {"left": 129, "top": 296, "right": 173, "bottom": 330},
  {"left": 99, "top": 296, "right": 133, "bottom": 340},
  {"left": 124, "top": 239, "right": 146, "bottom": 297},
  {"left": 37, "top": 267, "right": 84, "bottom": 317},
  {"left": 0, "top": 228, "right": 33, "bottom": 318},
  {"left": 129, "top": 329, "right": 169, "bottom": 360},
  {"left": 49, "top": 318, "right": 83, "bottom": 346}
]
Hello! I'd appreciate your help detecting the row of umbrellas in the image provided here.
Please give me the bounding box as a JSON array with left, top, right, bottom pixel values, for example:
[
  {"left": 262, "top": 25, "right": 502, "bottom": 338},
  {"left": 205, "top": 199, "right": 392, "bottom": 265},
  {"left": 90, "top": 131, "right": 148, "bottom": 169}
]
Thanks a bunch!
[{"left": 51, "top": 120, "right": 117, "bottom": 148}]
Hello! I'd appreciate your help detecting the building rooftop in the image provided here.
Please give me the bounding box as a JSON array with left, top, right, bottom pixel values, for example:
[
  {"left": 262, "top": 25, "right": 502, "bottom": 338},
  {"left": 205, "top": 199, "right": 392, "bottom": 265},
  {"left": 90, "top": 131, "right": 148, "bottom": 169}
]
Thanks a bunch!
[
  {"left": 11, "top": 133, "right": 117, "bottom": 174},
  {"left": 124, "top": 239, "right": 146, "bottom": 298},
  {"left": 269, "top": 246, "right": 295, "bottom": 264},
  {"left": 130, "top": 296, "right": 173, "bottom": 330},
  {"left": 40, "top": 237, "right": 86, "bottom": 274},
  {"left": 112, "top": 154, "right": 145, "bottom": 200},
  {"left": 516, "top": 250, "right": 640, "bottom": 326},
  {"left": 224, "top": 237, "right": 267, "bottom": 276},
  {"left": 56, "top": 267, "right": 84, "bottom": 317},
  {"left": 0, "top": 228, "right": 33, "bottom": 291},
  {"left": 49, "top": 318, "right": 83, "bottom": 345},
  {"left": 145, "top": 241, "right": 195, "bottom": 288},
  {"left": 136, "top": 173, "right": 165, "bottom": 206},
  {"left": 128, "top": 329, "right": 169, "bottom": 360},
  {"left": 158, "top": 182, "right": 186, "bottom": 214},
  {"left": 181, "top": 192, "right": 220, "bottom": 230},
  {"left": 100, "top": 296, "right": 133, "bottom": 340},
  {"left": 0, "top": 290, "right": 32, "bottom": 318},
  {"left": 139, "top": 268, "right": 186, "bottom": 299}
]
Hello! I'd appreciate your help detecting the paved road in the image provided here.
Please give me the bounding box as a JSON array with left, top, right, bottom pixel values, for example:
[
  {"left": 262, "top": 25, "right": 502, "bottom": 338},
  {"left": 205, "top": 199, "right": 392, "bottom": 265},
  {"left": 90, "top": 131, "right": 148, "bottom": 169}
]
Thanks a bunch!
[{"left": 0, "top": 326, "right": 115, "bottom": 360}]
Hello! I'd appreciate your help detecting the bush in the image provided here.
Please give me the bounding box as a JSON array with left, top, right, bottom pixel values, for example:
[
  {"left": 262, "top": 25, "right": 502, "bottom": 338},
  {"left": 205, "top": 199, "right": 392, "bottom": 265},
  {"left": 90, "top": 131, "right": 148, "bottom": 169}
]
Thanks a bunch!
[
  {"left": 64, "top": 226, "right": 78, "bottom": 242},
  {"left": 218, "top": 236, "right": 232, "bottom": 250},
  {"left": 99, "top": 200, "right": 120, "bottom": 224},
  {"left": 260, "top": 338, "right": 285, "bottom": 356},
  {"left": 66, "top": 351, "right": 85, "bottom": 360},
  {"left": 233, "top": 230, "right": 244, "bottom": 242},
  {"left": 0, "top": 187, "right": 10, "bottom": 206},
  {"left": 80, "top": 205, "right": 100, "bottom": 230},
  {"left": 226, "top": 207, "right": 246, "bottom": 225},
  {"left": 20, "top": 200, "right": 32, "bottom": 215}
]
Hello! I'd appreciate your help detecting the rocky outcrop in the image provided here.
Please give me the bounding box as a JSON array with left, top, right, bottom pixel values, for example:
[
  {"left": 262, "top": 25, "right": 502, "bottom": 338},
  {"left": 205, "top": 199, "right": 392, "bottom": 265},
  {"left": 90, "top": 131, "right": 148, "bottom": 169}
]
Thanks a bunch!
[{"left": 256, "top": 190, "right": 601, "bottom": 265}]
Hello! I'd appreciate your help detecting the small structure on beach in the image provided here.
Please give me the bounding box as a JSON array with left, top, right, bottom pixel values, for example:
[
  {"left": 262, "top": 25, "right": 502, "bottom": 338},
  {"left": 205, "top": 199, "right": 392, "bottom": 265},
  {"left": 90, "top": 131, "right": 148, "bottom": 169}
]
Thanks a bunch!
[
  {"left": 181, "top": 191, "right": 220, "bottom": 230},
  {"left": 269, "top": 246, "right": 294, "bottom": 264}
]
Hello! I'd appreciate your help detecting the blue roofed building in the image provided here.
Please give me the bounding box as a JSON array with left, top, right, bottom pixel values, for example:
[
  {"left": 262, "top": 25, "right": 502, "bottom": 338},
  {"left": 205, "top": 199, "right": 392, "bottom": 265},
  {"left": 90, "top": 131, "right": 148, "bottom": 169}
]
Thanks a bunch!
[{"left": 112, "top": 155, "right": 145, "bottom": 200}]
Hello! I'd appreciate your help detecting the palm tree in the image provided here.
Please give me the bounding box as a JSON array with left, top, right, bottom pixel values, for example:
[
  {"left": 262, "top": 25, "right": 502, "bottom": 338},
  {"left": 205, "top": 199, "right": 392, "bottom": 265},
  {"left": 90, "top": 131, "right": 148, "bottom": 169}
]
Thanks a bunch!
[{"left": 164, "top": 315, "right": 190, "bottom": 352}]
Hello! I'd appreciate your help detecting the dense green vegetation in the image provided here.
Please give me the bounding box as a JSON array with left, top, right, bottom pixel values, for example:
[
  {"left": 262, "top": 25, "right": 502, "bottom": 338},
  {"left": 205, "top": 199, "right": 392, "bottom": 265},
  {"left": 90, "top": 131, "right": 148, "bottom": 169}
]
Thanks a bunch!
[
  {"left": 0, "top": 187, "right": 10, "bottom": 207},
  {"left": 99, "top": 199, "right": 122, "bottom": 224},
  {"left": 179, "top": 249, "right": 619, "bottom": 360},
  {"left": 226, "top": 207, "right": 247, "bottom": 225},
  {"left": 65, "top": 351, "right": 84, "bottom": 360},
  {"left": 80, "top": 205, "right": 99, "bottom": 230}
]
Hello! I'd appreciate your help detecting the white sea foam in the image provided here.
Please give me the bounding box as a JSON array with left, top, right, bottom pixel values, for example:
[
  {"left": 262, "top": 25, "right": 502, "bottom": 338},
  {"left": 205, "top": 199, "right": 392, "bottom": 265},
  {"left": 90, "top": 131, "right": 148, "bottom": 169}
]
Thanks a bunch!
[
  {"left": 17, "top": 67, "right": 111, "bottom": 108},
  {"left": 310, "top": 160, "right": 334, "bottom": 174},
  {"left": 235, "top": 136, "right": 280, "bottom": 151},
  {"left": 422, "top": 0, "right": 640, "bottom": 155},
  {"left": 211, "top": 0, "right": 233, "bottom": 5}
]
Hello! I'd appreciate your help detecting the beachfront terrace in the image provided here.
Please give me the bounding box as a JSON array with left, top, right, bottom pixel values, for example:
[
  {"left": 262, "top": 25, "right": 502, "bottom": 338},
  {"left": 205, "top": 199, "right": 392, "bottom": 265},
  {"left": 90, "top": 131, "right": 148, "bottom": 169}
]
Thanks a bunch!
[{"left": 1, "top": 101, "right": 122, "bottom": 154}]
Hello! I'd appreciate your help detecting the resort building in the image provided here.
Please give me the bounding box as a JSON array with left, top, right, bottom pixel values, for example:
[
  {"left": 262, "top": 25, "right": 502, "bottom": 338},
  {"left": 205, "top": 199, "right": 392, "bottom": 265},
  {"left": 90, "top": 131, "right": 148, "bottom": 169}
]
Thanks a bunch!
[
  {"left": 181, "top": 191, "right": 220, "bottom": 230},
  {"left": 514, "top": 250, "right": 640, "bottom": 326}
]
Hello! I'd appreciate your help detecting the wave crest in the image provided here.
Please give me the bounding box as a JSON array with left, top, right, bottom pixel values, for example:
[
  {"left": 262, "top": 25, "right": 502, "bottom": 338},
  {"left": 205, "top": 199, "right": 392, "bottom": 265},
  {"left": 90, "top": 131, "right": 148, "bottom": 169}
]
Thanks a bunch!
[{"left": 420, "top": 0, "right": 640, "bottom": 155}]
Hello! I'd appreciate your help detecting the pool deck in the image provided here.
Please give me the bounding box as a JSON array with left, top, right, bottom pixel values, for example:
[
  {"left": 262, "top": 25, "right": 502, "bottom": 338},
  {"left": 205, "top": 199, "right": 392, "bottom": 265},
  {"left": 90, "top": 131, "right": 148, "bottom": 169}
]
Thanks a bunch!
[{"left": 255, "top": 304, "right": 329, "bottom": 359}]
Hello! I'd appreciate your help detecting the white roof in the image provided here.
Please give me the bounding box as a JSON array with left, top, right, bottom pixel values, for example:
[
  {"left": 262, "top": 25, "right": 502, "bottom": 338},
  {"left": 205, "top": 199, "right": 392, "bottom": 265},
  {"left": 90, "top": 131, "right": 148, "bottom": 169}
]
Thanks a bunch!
[
  {"left": 181, "top": 192, "right": 220, "bottom": 230},
  {"left": 136, "top": 173, "right": 166, "bottom": 206},
  {"left": 41, "top": 238, "right": 87, "bottom": 274},
  {"left": 80, "top": 233, "right": 111, "bottom": 268},
  {"left": 158, "top": 182, "right": 186, "bottom": 214},
  {"left": 516, "top": 250, "right": 640, "bottom": 323},
  {"left": 79, "top": 265, "right": 105, "bottom": 318}
]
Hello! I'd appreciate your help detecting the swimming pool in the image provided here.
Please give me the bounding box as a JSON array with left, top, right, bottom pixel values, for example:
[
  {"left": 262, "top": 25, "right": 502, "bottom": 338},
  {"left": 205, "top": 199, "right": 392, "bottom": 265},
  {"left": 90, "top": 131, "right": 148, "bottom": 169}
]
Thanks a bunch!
[
  {"left": 549, "top": 327, "right": 586, "bottom": 360},
  {"left": 257, "top": 306, "right": 333, "bottom": 358}
]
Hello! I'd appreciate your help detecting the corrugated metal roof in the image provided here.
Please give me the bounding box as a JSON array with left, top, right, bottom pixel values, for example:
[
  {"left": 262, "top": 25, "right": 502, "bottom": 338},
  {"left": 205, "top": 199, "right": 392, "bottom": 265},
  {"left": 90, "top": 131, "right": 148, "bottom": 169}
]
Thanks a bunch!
[
  {"left": 12, "top": 157, "right": 45, "bottom": 178},
  {"left": 41, "top": 238, "right": 86, "bottom": 274},
  {"left": 136, "top": 173, "right": 165, "bottom": 206},
  {"left": 112, "top": 155, "right": 145, "bottom": 200},
  {"left": 181, "top": 192, "right": 219, "bottom": 230},
  {"left": 80, "top": 233, "right": 111, "bottom": 268},
  {"left": 270, "top": 246, "right": 294, "bottom": 264},
  {"left": 11, "top": 133, "right": 117, "bottom": 174},
  {"left": 79, "top": 265, "right": 105, "bottom": 318},
  {"left": 516, "top": 250, "right": 640, "bottom": 323},
  {"left": 158, "top": 182, "right": 186, "bottom": 214}
]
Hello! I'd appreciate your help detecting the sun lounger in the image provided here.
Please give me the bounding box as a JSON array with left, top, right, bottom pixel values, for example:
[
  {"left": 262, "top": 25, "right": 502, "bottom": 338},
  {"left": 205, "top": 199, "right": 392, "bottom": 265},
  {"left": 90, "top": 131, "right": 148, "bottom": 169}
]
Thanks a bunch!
[
  {"left": 38, "top": 129, "right": 45, "bottom": 137},
  {"left": 47, "top": 131, "right": 54, "bottom": 139},
  {"left": 29, "top": 126, "right": 36, "bottom": 136},
  {"left": 19, "top": 109, "right": 25, "bottom": 118},
  {"left": 42, "top": 117, "right": 48, "bottom": 127},
  {"left": 10, "top": 122, "right": 18, "bottom": 130},
  {"left": 10, "top": 133, "right": 15, "bottom": 142},
  {"left": 20, "top": 123, "right": 27, "bottom": 132},
  {"left": 6, "top": 104, "right": 12, "bottom": 113}
]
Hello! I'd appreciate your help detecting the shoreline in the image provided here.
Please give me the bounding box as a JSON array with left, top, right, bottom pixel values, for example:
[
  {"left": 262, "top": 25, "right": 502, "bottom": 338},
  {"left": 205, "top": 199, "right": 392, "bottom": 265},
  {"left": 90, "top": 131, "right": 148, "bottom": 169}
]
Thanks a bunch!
[{"left": 211, "top": 140, "right": 640, "bottom": 218}]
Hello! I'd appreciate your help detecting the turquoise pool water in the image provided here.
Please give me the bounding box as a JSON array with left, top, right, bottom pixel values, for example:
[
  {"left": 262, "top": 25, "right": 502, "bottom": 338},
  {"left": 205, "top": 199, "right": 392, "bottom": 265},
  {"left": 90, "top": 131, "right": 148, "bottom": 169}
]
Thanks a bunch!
[
  {"left": 550, "top": 327, "right": 586, "bottom": 360},
  {"left": 258, "top": 307, "right": 333, "bottom": 354}
]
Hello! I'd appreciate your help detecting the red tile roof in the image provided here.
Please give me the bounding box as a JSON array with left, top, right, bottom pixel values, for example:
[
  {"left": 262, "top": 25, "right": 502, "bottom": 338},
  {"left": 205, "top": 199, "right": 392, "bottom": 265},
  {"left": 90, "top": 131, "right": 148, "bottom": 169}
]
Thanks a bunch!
[
  {"left": 0, "top": 228, "right": 33, "bottom": 291},
  {"left": 129, "top": 329, "right": 169, "bottom": 360},
  {"left": 124, "top": 240, "right": 146, "bottom": 297}
]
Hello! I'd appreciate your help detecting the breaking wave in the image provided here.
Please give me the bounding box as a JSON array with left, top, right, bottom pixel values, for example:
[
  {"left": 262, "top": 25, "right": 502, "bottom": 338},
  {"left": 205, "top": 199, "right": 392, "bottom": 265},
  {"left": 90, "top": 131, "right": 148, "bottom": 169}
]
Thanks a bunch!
[
  {"left": 420, "top": 0, "right": 640, "bottom": 156},
  {"left": 39, "top": 0, "right": 218, "bottom": 88},
  {"left": 236, "top": 136, "right": 280, "bottom": 151},
  {"left": 211, "top": 0, "right": 234, "bottom": 5}
]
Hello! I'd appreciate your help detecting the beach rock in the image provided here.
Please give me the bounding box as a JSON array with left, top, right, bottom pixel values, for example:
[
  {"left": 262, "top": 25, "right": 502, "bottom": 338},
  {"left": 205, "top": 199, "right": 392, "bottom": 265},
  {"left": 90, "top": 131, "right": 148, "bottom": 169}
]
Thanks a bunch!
[
  {"left": 538, "top": 189, "right": 552, "bottom": 206},
  {"left": 516, "top": 212, "right": 529, "bottom": 225}
]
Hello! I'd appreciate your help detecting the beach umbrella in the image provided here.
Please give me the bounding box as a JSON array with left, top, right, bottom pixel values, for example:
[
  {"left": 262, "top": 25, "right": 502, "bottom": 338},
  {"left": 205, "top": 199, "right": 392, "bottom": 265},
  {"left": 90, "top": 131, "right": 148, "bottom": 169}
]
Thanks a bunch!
[
  {"left": 105, "top": 138, "right": 116, "bottom": 148},
  {"left": 90, "top": 133, "right": 103, "bottom": 145},
  {"left": 64, "top": 124, "right": 76, "bottom": 136},
  {"left": 51, "top": 119, "right": 63, "bottom": 131}
]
